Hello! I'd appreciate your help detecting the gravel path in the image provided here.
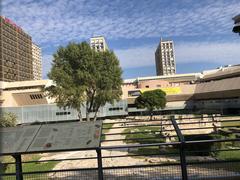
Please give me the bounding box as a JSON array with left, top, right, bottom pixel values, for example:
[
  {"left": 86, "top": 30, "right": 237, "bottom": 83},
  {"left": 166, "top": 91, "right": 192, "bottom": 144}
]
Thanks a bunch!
[
  {"left": 39, "top": 118, "right": 240, "bottom": 179},
  {"left": 40, "top": 119, "right": 149, "bottom": 169}
]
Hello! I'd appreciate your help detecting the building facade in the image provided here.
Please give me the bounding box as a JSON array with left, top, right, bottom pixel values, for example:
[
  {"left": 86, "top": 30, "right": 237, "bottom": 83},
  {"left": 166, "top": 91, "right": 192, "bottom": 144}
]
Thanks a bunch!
[
  {"left": 0, "top": 16, "right": 33, "bottom": 82},
  {"left": 32, "top": 43, "right": 42, "bottom": 80},
  {"left": 0, "top": 80, "right": 127, "bottom": 124},
  {"left": 90, "top": 36, "right": 108, "bottom": 52},
  {"left": 155, "top": 39, "right": 176, "bottom": 76},
  {"left": 1, "top": 65, "right": 240, "bottom": 124}
]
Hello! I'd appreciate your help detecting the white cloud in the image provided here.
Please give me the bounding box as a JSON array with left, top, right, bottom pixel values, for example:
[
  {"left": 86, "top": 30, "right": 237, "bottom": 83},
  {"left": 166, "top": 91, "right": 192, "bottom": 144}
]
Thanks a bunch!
[
  {"left": 2, "top": 0, "right": 240, "bottom": 77},
  {"left": 115, "top": 42, "right": 240, "bottom": 68},
  {"left": 2, "top": 0, "right": 240, "bottom": 45},
  {"left": 175, "top": 42, "right": 240, "bottom": 64},
  {"left": 42, "top": 54, "right": 53, "bottom": 79},
  {"left": 115, "top": 46, "right": 156, "bottom": 68}
]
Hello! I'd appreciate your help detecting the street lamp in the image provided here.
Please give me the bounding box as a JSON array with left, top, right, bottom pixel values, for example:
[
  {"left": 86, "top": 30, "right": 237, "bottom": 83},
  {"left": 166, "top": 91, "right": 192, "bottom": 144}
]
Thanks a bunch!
[{"left": 232, "top": 14, "right": 240, "bottom": 34}]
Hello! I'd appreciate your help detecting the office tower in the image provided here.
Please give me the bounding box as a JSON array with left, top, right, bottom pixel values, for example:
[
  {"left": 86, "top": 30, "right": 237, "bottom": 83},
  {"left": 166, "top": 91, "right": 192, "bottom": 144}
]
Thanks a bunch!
[
  {"left": 155, "top": 38, "right": 176, "bottom": 76},
  {"left": 90, "top": 36, "right": 108, "bottom": 52},
  {"left": 0, "top": 16, "right": 33, "bottom": 82},
  {"left": 32, "top": 43, "right": 42, "bottom": 80}
]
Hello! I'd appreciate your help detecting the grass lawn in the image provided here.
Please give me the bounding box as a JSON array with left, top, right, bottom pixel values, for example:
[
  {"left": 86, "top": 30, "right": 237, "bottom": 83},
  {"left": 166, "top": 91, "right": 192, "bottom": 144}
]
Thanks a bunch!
[
  {"left": 193, "top": 150, "right": 240, "bottom": 173},
  {"left": 123, "top": 126, "right": 166, "bottom": 144},
  {"left": 101, "top": 123, "right": 114, "bottom": 141},
  {"left": 1, "top": 154, "right": 58, "bottom": 179},
  {"left": 217, "top": 150, "right": 240, "bottom": 161},
  {"left": 123, "top": 126, "right": 168, "bottom": 155},
  {"left": 132, "top": 146, "right": 178, "bottom": 156},
  {"left": 215, "top": 150, "right": 240, "bottom": 172},
  {"left": 221, "top": 120, "right": 240, "bottom": 128}
]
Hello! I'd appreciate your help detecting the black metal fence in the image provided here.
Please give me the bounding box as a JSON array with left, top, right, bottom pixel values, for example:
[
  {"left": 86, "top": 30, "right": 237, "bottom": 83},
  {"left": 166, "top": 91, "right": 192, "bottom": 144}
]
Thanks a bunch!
[{"left": 1, "top": 114, "right": 240, "bottom": 179}]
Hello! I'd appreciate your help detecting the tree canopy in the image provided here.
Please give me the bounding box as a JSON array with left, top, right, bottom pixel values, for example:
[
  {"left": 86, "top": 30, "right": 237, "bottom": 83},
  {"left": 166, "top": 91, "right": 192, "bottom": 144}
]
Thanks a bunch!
[
  {"left": 0, "top": 112, "right": 17, "bottom": 127},
  {"left": 135, "top": 89, "right": 166, "bottom": 120},
  {"left": 45, "top": 42, "right": 122, "bottom": 121}
]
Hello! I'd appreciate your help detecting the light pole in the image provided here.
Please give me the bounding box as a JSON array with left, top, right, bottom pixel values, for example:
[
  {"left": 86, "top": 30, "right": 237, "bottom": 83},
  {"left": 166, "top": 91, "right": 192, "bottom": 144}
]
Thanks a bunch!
[{"left": 232, "top": 14, "right": 240, "bottom": 35}]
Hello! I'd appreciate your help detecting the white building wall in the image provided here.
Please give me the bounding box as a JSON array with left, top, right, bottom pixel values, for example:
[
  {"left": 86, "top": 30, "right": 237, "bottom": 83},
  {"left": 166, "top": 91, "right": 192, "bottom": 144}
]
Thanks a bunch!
[{"left": 32, "top": 43, "right": 42, "bottom": 80}]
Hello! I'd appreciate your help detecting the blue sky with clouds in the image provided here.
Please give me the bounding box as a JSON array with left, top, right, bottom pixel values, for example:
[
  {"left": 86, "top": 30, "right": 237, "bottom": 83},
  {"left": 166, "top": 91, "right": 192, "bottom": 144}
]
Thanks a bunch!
[{"left": 2, "top": 0, "right": 240, "bottom": 79}]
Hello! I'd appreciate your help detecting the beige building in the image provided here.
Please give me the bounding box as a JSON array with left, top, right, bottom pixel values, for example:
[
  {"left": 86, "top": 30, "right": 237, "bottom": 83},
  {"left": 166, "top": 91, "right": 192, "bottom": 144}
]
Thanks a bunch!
[
  {"left": 32, "top": 43, "right": 42, "bottom": 80},
  {"left": 155, "top": 39, "right": 176, "bottom": 76},
  {"left": 0, "top": 64, "right": 240, "bottom": 118},
  {"left": 121, "top": 73, "right": 201, "bottom": 99},
  {"left": 0, "top": 16, "right": 33, "bottom": 82},
  {"left": 90, "top": 36, "right": 108, "bottom": 52},
  {"left": 0, "top": 80, "right": 54, "bottom": 107},
  {"left": 122, "top": 73, "right": 200, "bottom": 110},
  {"left": 124, "top": 65, "right": 240, "bottom": 114}
]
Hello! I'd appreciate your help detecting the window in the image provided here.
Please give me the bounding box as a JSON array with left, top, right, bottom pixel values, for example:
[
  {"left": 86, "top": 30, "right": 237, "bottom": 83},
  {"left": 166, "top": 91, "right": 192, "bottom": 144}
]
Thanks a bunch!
[
  {"left": 56, "top": 112, "right": 71, "bottom": 115},
  {"left": 109, "top": 107, "right": 123, "bottom": 111},
  {"left": 128, "top": 90, "right": 141, "bottom": 97},
  {"left": 30, "top": 94, "right": 43, "bottom": 99},
  {"left": 145, "top": 85, "right": 149, "bottom": 88}
]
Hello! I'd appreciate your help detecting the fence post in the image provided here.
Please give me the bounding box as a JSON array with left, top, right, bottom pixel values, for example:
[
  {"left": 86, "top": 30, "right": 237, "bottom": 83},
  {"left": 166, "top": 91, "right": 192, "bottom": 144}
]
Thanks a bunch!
[
  {"left": 96, "top": 148, "right": 104, "bottom": 180},
  {"left": 13, "top": 154, "right": 23, "bottom": 180},
  {"left": 170, "top": 116, "right": 188, "bottom": 180}
]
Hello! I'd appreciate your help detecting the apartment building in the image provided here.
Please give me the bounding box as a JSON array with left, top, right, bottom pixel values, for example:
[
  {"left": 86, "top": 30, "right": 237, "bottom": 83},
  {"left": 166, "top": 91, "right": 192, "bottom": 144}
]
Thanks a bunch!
[
  {"left": 32, "top": 43, "right": 42, "bottom": 80},
  {"left": 0, "top": 16, "right": 33, "bottom": 81},
  {"left": 155, "top": 39, "right": 176, "bottom": 76}
]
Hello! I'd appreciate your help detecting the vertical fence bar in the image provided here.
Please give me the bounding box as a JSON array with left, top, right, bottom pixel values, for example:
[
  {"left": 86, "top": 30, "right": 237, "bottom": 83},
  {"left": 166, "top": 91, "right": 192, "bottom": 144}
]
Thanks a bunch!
[
  {"left": 96, "top": 148, "right": 104, "bottom": 180},
  {"left": 170, "top": 116, "right": 188, "bottom": 180},
  {"left": 13, "top": 154, "right": 23, "bottom": 180}
]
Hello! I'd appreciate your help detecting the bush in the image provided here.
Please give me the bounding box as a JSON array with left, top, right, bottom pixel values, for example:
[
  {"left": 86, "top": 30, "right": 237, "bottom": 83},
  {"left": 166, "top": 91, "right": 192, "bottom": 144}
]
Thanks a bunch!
[
  {"left": 183, "top": 134, "right": 221, "bottom": 156},
  {"left": 0, "top": 112, "right": 17, "bottom": 127}
]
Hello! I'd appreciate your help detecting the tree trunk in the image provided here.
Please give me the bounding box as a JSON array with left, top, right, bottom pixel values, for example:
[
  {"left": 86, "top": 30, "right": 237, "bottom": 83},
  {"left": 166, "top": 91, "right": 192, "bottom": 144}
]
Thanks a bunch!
[
  {"left": 86, "top": 102, "right": 90, "bottom": 121},
  {"left": 93, "top": 112, "right": 97, "bottom": 121},
  {"left": 150, "top": 110, "right": 153, "bottom": 121},
  {"left": 78, "top": 111, "right": 82, "bottom": 121},
  {"left": 93, "top": 106, "right": 100, "bottom": 121},
  {"left": 86, "top": 109, "right": 90, "bottom": 121}
]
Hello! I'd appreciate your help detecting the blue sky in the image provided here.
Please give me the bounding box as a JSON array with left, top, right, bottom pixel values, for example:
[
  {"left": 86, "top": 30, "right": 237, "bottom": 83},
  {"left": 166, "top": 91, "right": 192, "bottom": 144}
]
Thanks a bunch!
[{"left": 2, "top": 0, "right": 240, "bottom": 79}]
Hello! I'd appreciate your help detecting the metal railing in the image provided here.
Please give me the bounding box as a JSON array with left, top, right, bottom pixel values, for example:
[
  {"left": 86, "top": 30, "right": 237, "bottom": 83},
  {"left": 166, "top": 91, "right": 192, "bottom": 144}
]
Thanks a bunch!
[{"left": 1, "top": 114, "right": 240, "bottom": 179}]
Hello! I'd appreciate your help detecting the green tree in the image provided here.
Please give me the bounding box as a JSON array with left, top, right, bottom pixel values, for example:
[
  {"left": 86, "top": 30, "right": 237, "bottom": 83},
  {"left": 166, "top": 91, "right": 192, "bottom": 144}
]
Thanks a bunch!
[
  {"left": 135, "top": 89, "right": 166, "bottom": 120},
  {"left": 0, "top": 112, "right": 17, "bottom": 173},
  {"left": 0, "top": 112, "right": 17, "bottom": 127},
  {"left": 45, "top": 42, "right": 122, "bottom": 121}
]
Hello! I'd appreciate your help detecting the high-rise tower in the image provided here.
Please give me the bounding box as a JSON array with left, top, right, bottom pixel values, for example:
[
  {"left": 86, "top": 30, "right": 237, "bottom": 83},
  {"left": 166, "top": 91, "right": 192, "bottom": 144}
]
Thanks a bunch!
[
  {"left": 90, "top": 36, "right": 108, "bottom": 52},
  {"left": 155, "top": 39, "right": 176, "bottom": 76},
  {"left": 0, "top": 16, "right": 33, "bottom": 81},
  {"left": 32, "top": 43, "right": 42, "bottom": 80}
]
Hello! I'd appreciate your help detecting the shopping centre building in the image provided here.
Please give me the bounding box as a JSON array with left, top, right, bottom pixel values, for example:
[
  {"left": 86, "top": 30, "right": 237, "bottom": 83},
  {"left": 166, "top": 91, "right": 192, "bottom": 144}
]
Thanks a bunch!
[
  {"left": 124, "top": 65, "right": 240, "bottom": 114},
  {"left": 0, "top": 65, "right": 240, "bottom": 124}
]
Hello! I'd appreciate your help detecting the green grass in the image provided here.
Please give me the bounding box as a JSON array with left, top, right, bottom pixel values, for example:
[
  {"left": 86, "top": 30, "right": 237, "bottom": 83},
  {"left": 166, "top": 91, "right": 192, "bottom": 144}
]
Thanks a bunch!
[
  {"left": 217, "top": 150, "right": 240, "bottom": 161},
  {"left": 123, "top": 126, "right": 166, "bottom": 155},
  {"left": 194, "top": 150, "right": 240, "bottom": 173},
  {"left": 123, "top": 126, "right": 166, "bottom": 144},
  {"left": 101, "top": 123, "right": 114, "bottom": 140},
  {"left": 132, "top": 146, "right": 178, "bottom": 156},
  {"left": 134, "top": 146, "right": 162, "bottom": 155},
  {"left": 221, "top": 120, "right": 240, "bottom": 127},
  {"left": 219, "top": 118, "right": 240, "bottom": 147},
  {"left": 220, "top": 116, "right": 240, "bottom": 132},
  {"left": 1, "top": 154, "right": 58, "bottom": 179}
]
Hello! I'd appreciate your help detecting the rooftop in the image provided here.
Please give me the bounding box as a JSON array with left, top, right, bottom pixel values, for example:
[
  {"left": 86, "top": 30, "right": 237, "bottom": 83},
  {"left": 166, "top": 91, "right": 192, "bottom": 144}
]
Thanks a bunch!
[
  {"left": 201, "top": 64, "right": 240, "bottom": 81},
  {"left": 0, "top": 80, "right": 51, "bottom": 90},
  {"left": 124, "top": 73, "right": 201, "bottom": 83}
]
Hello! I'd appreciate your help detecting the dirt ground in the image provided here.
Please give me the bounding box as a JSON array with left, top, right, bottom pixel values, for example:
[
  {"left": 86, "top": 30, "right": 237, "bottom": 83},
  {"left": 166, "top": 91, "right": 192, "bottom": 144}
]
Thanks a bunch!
[{"left": 39, "top": 117, "right": 240, "bottom": 179}]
